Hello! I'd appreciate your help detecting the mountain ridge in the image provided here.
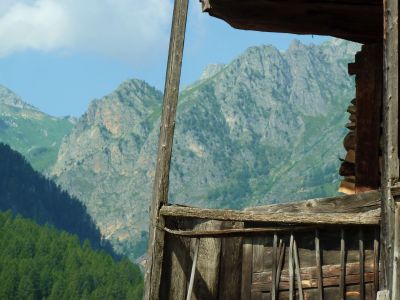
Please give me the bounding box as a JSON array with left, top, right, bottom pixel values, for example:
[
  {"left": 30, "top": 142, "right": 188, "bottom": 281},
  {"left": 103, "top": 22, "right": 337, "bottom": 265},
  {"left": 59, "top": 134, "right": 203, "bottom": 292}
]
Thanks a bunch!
[{"left": 50, "top": 38, "right": 360, "bottom": 259}]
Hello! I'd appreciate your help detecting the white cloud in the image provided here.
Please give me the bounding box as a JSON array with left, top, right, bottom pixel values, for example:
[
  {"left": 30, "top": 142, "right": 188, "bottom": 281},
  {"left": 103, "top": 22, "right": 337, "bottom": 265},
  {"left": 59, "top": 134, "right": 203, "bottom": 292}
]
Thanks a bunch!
[{"left": 0, "top": 0, "right": 173, "bottom": 64}]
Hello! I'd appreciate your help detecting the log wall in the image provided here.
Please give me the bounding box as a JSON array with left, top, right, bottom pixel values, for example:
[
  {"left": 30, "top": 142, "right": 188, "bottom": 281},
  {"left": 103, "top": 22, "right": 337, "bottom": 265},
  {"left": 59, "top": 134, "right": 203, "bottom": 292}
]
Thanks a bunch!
[{"left": 160, "top": 216, "right": 379, "bottom": 300}]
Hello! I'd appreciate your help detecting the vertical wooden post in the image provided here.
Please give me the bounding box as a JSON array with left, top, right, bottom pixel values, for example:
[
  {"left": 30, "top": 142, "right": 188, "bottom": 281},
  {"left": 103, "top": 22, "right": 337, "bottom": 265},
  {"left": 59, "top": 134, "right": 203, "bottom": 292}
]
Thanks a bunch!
[
  {"left": 289, "top": 234, "right": 294, "bottom": 300},
  {"left": 144, "top": 0, "right": 189, "bottom": 299},
  {"left": 271, "top": 234, "right": 278, "bottom": 300},
  {"left": 392, "top": 204, "right": 400, "bottom": 300},
  {"left": 340, "top": 228, "right": 346, "bottom": 300},
  {"left": 381, "top": 0, "right": 399, "bottom": 296},
  {"left": 315, "top": 230, "right": 324, "bottom": 300}
]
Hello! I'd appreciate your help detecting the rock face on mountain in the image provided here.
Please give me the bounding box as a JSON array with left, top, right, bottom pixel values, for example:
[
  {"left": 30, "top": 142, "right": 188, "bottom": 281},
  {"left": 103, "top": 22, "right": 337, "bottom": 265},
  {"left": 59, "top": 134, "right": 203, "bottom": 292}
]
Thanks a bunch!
[
  {"left": 0, "top": 86, "right": 74, "bottom": 172},
  {"left": 51, "top": 39, "right": 360, "bottom": 259}
]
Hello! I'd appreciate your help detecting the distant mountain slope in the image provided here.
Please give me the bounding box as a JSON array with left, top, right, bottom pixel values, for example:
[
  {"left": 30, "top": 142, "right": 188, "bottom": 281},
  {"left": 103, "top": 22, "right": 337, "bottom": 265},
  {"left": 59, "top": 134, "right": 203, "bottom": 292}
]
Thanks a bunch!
[
  {"left": 0, "top": 85, "right": 74, "bottom": 172},
  {"left": 0, "top": 143, "right": 113, "bottom": 253},
  {"left": 0, "top": 211, "right": 143, "bottom": 299},
  {"left": 51, "top": 39, "right": 360, "bottom": 259}
]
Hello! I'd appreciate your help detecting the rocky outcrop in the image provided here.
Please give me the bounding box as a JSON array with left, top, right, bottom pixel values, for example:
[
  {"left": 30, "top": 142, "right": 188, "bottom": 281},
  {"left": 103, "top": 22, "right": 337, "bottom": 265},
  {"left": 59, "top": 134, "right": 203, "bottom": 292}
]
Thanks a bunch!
[{"left": 51, "top": 39, "right": 360, "bottom": 259}]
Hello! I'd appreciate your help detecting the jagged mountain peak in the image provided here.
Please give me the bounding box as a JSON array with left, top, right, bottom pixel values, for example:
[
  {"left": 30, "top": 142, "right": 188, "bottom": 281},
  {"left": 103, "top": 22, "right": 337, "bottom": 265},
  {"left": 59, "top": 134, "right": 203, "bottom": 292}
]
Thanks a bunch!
[
  {"left": 51, "top": 38, "right": 357, "bottom": 260},
  {"left": 200, "top": 64, "right": 226, "bottom": 80},
  {"left": 0, "top": 85, "right": 38, "bottom": 110}
]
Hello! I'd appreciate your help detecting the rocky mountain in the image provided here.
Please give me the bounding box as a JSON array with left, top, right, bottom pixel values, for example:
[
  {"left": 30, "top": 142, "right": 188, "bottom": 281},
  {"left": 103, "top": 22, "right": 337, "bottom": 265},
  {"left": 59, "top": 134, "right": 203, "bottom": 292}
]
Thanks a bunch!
[
  {"left": 51, "top": 39, "right": 360, "bottom": 259},
  {"left": 0, "top": 86, "right": 74, "bottom": 172}
]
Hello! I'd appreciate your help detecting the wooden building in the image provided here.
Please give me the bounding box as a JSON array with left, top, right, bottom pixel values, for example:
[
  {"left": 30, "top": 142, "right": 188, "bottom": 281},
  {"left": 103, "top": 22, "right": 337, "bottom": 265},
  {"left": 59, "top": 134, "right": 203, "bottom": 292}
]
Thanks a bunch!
[{"left": 144, "top": 0, "right": 399, "bottom": 299}]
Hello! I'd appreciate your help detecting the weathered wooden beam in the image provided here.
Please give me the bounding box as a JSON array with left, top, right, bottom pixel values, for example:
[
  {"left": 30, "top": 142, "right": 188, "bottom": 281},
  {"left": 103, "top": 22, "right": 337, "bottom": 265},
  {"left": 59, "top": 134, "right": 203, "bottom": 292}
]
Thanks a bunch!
[
  {"left": 163, "top": 225, "right": 318, "bottom": 237},
  {"left": 245, "top": 190, "right": 381, "bottom": 214},
  {"left": 392, "top": 203, "right": 400, "bottom": 300},
  {"left": 161, "top": 206, "right": 380, "bottom": 225},
  {"left": 380, "top": 0, "right": 399, "bottom": 294},
  {"left": 144, "top": 0, "right": 189, "bottom": 298}
]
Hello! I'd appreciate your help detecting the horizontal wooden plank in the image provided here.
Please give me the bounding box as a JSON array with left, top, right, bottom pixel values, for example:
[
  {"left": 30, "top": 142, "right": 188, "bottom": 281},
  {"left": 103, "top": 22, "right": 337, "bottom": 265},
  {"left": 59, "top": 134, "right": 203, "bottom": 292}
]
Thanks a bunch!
[
  {"left": 251, "top": 273, "right": 374, "bottom": 291},
  {"left": 163, "top": 226, "right": 313, "bottom": 237},
  {"left": 244, "top": 190, "right": 380, "bottom": 214},
  {"left": 253, "top": 262, "right": 374, "bottom": 284},
  {"left": 160, "top": 206, "right": 380, "bottom": 225}
]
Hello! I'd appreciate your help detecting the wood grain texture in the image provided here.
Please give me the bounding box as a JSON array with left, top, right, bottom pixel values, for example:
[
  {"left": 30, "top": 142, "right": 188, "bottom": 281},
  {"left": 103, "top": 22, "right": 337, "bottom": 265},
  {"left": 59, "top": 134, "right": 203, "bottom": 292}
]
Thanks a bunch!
[
  {"left": 271, "top": 234, "right": 278, "bottom": 300},
  {"left": 289, "top": 234, "right": 294, "bottom": 300},
  {"left": 293, "top": 239, "right": 304, "bottom": 300},
  {"left": 359, "top": 228, "right": 365, "bottom": 299},
  {"left": 315, "top": 230, "right": 324, "bottom": 300},
  {"left": 392, "top": 203, "right": 400, "bottom": 300},
  {"left": 191, "top": 221, "right": 221, "bottom": 300},
  {"left": 245, "top": 190, "right": 380, "bottom": 214},
  {"left": 186, "top": 238, "right": 200, "bottom": 300},
  {"left": 339, "top": 229, "right": 346, "bottom": 300},
  {"left": 381, "top": 0, "right": 399, "bottom": 293},
  {"left": 218, "top": 222, "right": 243, "bottom": 300},
  {"left": 161, "top": 205, "right": 380, "bottom": 225},
  {"left": 242, "top": 238, "right": 253, "bottom": 300},
  {"left": 145, "top": 0, "right": 189, "bottom": 298}
]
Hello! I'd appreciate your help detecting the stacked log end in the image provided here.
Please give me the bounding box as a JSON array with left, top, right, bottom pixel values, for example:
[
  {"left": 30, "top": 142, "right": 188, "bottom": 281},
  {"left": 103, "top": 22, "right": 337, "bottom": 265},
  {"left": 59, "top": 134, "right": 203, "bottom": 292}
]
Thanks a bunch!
[
  {"left": 339, "top": 44, "right": 382, "bottom": 194},
  {"left": 339, "top": 98, "right": 357, "bottom": 194}
]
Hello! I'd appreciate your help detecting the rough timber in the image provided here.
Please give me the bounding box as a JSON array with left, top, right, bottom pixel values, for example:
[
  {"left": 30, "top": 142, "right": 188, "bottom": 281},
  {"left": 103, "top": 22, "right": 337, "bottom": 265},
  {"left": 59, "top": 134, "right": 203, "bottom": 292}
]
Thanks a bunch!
[{"left": 145, "top": 0, "right": 399, "bottom": 298}]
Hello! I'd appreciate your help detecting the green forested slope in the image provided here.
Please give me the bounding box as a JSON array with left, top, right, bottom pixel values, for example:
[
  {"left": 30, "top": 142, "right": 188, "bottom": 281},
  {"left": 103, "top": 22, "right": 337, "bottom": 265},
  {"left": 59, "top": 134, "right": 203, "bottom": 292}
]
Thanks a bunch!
[
  {"left": 0, "top": 211, "right": 143, "bottom": 300},
  {"left": 0, "top": 143, "right": 114, "bottom": 254},
  {"left": 0, "top": 85, "right": 74, "bottom": 172}
]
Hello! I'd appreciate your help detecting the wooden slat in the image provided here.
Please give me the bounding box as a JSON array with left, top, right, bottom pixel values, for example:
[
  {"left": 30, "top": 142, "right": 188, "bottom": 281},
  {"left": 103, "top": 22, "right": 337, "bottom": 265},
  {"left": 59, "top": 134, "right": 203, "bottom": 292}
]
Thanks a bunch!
[
  {"left": 252, "top": 273, "right": 375, "bottom": 291},
  {"left": 253, "top": 261, "right": 376, "bottom": 284},
  {"left": 161, "top": 205, "right": 380, "bottom": 225},
  {"left": 276, "top": 241, "right": 286, "bottom": 291},
  {"left": 289, "top": 234, "right": 294, "bottom": 300},
  {"left": 393, "top": 203, "right": 400, "bottom": 300},
  {"left": 253, "top": 237, "right": 266, "bottom": 273},
  {"left": 164, "top": 225, "right": 314, "bottom": 237},
  {"left": 293, "top": 239, "right": 304, "bottom": 300},
  {"left": 242, "top": 238, "right": 253, "bottom": 300},
  {"left": 340, "top": 228, "right": 346, "bottom": 300},
  {"left": 381, "top": 0, "right": 399, "bottom": 293},
  {"left": 161, "top": 233, "right": 190, "bottom": 300},
  {"left": 315, "top": 230, "right": 324, "bottom": 300},
  {"left": 360, "top": 228, "right": 365, "bottom": 299},
  {"left": 271, "top": 234, "right": 278, "bottom": 300},
  {"left": 374, "top": 228, "right": 379, "bottom": 295},
  {"left": 186, "top": 238, "right": 200, "bottom": 300},
  {"left": 218, "top": 222, "right": 243, "bottom": 300},
  {"left": 145, "top": 0, "right": 189, "bottom": 298}
]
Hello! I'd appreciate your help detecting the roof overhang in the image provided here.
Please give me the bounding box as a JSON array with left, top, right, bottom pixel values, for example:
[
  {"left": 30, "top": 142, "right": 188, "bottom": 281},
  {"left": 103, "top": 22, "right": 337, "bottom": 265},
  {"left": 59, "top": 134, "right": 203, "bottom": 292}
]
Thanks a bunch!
[{"left": 201, "top": 0, "right": 382, "bottom": 43}]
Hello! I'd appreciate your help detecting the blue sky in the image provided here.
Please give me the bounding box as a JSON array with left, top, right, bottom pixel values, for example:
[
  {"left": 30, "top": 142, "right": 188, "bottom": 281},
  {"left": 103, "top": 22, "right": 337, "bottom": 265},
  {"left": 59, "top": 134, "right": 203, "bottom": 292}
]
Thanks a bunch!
[{"left": 0, "top": 1, "right": 328, "bottom": 117}]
